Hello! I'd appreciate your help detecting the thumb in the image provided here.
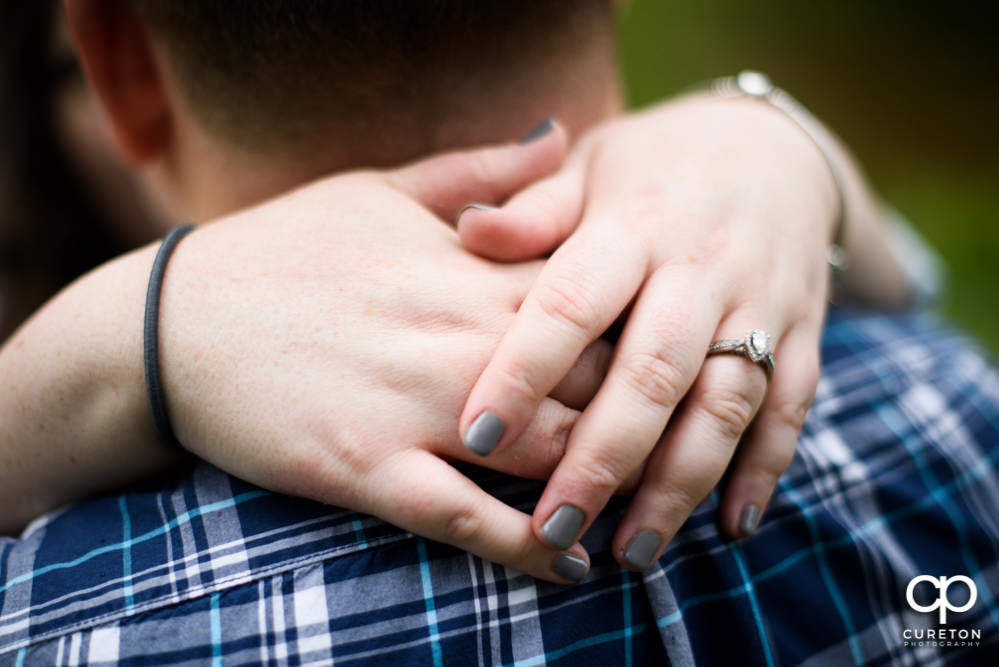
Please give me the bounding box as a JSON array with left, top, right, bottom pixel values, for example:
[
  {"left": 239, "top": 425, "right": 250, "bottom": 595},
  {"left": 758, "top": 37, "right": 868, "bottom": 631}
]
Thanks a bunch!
[
  {"left": 456, "top": 160, "right": 587, "bottom": 261},
  {"left": 386, "top": 117, "right": 568, "bottom": 222}
]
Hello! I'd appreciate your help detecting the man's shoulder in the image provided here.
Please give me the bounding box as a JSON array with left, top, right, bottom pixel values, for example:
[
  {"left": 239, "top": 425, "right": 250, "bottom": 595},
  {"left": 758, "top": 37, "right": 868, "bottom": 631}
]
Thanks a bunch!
[
  {"left": 4, "top": 308, "right": 999, "bottom": 665},
  {"left": 0, "top": 461, "right": 661, "bottom": 665}
]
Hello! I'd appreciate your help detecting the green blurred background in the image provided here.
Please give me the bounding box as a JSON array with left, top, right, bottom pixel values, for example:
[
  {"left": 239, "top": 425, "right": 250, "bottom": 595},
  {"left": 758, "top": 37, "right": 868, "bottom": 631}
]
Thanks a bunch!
[{"left": 617, "top": 0, "right": 999, "bottom": 354}]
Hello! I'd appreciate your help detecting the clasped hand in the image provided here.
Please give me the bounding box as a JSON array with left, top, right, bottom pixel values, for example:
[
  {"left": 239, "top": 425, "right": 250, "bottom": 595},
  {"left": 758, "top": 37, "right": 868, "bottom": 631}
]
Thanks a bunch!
[
  {"left": 167, "top": 96, "right": 837, "bottom": 582},
  {"left": 456, "top": 96, "right": 837, "bottom": 570}
]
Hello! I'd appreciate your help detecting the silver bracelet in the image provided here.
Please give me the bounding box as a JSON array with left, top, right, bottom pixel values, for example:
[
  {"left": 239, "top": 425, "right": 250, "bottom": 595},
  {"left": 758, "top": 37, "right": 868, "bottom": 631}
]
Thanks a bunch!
[{"left": 710, "top": 71, "right": 848, "bottom": 271}]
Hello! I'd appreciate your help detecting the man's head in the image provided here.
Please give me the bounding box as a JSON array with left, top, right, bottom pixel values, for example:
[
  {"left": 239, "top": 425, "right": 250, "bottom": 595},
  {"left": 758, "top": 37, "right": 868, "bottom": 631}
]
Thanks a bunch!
[{"left": 66, "top": 0, "right": 620, "bottom": 220}]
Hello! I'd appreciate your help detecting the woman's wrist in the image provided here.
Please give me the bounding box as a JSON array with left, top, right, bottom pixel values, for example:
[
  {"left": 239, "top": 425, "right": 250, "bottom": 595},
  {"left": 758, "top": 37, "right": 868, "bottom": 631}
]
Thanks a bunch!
[
  {"left": 642, "top": 93, "right": 842, "bottom": 250},
  {"left": 0, "top": 243, "right": 182, "bottom": 534},
  {"left": 655, "top": 88, "right": 912, "bottom": 307},
  {"left": 707, "top": 72, "right": 847, "bottom": 256}
]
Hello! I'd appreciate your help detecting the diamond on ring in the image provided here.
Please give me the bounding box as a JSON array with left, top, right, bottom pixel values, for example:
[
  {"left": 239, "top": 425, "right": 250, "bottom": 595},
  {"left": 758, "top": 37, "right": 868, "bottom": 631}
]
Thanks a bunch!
[
  {"left": 746, "top": 330, "right": 772, "bottom": 362},
  {"left": 706, "top": 329, "right": 776, "bottom": 381}
]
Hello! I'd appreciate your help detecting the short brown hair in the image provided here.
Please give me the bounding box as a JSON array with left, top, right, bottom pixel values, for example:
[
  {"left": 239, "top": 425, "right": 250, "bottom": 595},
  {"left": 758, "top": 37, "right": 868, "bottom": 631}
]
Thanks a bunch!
[{"left": 132, "top": 1, "right": 614, "bottom": 152}]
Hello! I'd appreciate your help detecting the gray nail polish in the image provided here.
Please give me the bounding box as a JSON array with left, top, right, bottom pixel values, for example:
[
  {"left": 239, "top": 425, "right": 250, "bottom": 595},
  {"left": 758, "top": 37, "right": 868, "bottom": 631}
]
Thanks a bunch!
[
  {"left": 456, "top": 203, "right": 498, "bottom": 222},
  {"left": 518, "top": 117, "right": 555, "bottom": 144},
  {"left": 463, "top": 411, "right": 505, "bottom": 456},
  {"left": 623, "top": 530, "right": 661, "bottom": 571},
  {"left": 739, "top": 504, "right": 761, "bottom": 537},
  {"left": 552, "top": 553, "right": 588, "bottom": 583},
  {"left": 541, "top": 505, "right": 584, "bottom": 550}
]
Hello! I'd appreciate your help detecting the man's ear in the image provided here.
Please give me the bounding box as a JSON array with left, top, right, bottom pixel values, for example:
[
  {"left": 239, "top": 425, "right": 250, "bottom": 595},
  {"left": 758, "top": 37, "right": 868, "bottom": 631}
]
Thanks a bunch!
[{"left": 64, "top": 0, "right": 170, "bottom": 166}]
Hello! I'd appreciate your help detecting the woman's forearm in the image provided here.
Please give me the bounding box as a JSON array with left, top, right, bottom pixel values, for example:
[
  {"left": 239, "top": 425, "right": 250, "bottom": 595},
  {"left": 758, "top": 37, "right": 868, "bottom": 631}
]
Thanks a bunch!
[{"left": 0, "top": 243, "right": 180, "bottom": 534}]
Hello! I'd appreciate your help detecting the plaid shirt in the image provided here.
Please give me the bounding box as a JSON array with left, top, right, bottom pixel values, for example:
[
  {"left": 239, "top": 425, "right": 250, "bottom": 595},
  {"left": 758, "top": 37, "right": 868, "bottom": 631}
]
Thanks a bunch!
[{"left": 2, "top": 308, "right": 999, "bottom": 666}]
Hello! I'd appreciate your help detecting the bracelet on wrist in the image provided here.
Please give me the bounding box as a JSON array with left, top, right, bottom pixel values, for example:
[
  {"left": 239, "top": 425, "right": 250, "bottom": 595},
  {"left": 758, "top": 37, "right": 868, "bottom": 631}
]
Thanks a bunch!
[{"left": 143, "top": 224, "right": 195, "bottom": 449}]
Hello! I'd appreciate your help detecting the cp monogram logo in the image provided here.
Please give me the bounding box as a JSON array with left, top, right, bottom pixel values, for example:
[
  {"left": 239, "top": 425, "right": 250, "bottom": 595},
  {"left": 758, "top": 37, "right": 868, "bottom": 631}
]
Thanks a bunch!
[{"left": 906, "top": 575, "right": 978, "bottom": 624}]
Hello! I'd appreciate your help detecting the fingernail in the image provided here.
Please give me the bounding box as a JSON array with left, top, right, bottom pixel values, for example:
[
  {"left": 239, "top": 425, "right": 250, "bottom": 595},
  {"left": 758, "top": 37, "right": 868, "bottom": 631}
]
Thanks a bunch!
[
  {"left": 518, "top": 117, "right": 555, "bottom": 144},
  {"left": 541, "top": 505, "right": 584, "bottom": 550},
  {"left": 739, "top": 504, "right": 761, "bottom": 537},
  {"left": 463, "top": 411, "right": 505, "bottom": 456},
  {"left": 456, "top": 203, "right": 498, "bottom": 223},
  {"left": 623, "top": 530, "right": 661, "bottom": 571},
  {"left": 552, "top": 553, "right": 588, "bottom": 583}
]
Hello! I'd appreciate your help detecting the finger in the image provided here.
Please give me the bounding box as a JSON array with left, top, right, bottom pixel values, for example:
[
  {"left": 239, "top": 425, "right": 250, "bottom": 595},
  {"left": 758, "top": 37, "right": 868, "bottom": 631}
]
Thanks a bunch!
[
  {"left": 529, "top": 266, "right": 721, "bottom": 551},
  {"left": 456, "top": 161, "right": 587, "bottom": 261},
  {"left": 386, "top": 118, "right": 568, "bottom": 222},
  {"left": 367, "top": 449, "right": 591, "bottom": 584},
  {"left": 459, "top": 223, "right": 648, "bottom": 458},
  {"left": 445, "top": 397, "right": 578, "bottom": 480},
  {"left": 720, "top": 323, "right": 820, "bottom": 539},
  {"left": 611, "top": 311, "right": 777, "bottom": 571},
  {"left": 446, "top": 396, "right": 644, "bottom": 492},
  {"left": 549, "top": 339, "right": 614, "bottom": 411}
]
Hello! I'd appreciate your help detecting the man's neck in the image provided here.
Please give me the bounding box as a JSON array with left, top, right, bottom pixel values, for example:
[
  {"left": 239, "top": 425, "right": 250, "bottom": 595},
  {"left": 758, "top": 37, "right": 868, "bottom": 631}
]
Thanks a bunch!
[{"left": 151, "top": 46, "right": 624, "bottom": 222}]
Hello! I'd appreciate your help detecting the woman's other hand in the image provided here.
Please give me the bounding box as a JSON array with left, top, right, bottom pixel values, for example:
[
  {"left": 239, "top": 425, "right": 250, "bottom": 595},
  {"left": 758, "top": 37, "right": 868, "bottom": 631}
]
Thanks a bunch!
[{"left": 456, "top": 95, "right": 851, "bottom": 570}]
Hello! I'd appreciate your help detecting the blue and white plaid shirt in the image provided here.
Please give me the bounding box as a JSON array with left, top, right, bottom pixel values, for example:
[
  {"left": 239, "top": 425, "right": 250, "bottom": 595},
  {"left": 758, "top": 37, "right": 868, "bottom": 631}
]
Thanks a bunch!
[{"left": 2, "top": 308, "right": 999, "bottom": 666}]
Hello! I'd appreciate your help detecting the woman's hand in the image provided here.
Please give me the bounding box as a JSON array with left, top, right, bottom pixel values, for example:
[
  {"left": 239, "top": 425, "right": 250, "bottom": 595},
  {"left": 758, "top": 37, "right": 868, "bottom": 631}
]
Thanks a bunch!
[
  {"left": 1, "top": 127, "right": 606, "bottom": 583},
  {"left": 155, "top": 131, "right": 622, "bottom": 582},
  {"left": 455, "top": 95, "right": 844, "bottom": 569}
]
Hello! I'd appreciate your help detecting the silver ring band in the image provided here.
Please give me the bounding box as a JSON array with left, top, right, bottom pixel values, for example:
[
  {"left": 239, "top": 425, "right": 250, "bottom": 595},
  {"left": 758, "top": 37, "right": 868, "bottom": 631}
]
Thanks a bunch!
[{"left": 707, "top": 329, "right": 775, "bottom": 380}]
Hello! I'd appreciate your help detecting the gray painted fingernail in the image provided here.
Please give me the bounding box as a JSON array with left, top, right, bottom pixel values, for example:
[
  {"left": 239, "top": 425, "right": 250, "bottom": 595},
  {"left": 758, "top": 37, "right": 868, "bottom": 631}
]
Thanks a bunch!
[
  {"left": 552, "top": 553, "right": 589, "bottom": 583},
  {"left": 518, "top": 117, "right": 555, "bottom": 144},
  {"left": 541, "top": 505, "right": 584, "bottom": 550},
  {"left": 623, "top": 530, "right": 661, "bottom": 571},
  {"left": 739, "top": 504, "right": 761, "bottom": 537},
  {"left": 456, "top": 203, "right": 498, "bottom": 223},
  {"left": 464, "top": 411, "right": 505, "bottom": 456}
]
